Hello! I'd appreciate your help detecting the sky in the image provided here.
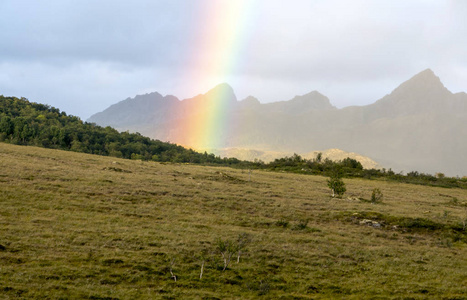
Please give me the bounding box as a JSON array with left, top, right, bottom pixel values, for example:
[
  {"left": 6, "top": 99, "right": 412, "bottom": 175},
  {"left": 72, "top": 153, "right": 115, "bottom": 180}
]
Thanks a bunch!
[{"left": 1, "top": 0, "right": 466, "bottom": 120}]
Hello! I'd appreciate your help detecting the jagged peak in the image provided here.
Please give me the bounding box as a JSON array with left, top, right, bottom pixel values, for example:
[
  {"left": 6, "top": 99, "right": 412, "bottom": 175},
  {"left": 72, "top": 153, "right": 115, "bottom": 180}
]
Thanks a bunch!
[
  {"left": 132, "top": 91, "right": 163, "bottom": 99},
  {"left": 181, "top": 83, "right": 237, "bottom": 107},
  {"left": 290, "top": 90, "right": 329, "bottom": 101},
  {"left": 393, "top": 68, "right": 447, "bottom": 94},
  {"left": 240, "top": 96, "right": 260, "bottom": 104},
  {"left": 370, "top": 69, "right": 455, "bottom": 115},
  {"left": 212, "top": 82, "right": 234, "bottom": 90},
  {"left": 299, "top": 90, "right": 327, "bottom": 98},
  {"left": 206, "top": 82, "right": 234, "bottom": 94},
  {"left": 238, "top": 96, "right": 261, "bottom": 109},
  {"left": 204, "top": 83, "right": 237, "bottom": 102},
  {"left": 287, "top": 90, "right": 336, "bottom": 109},
  {"left": 409, "top": 68, "right": 442, "bottom": 84},
  {"left": 163, "top": 94, "right": 180, "bottom": 102},
  {"left": 416, "top": 68, "right": 435, "bottom": 76}
]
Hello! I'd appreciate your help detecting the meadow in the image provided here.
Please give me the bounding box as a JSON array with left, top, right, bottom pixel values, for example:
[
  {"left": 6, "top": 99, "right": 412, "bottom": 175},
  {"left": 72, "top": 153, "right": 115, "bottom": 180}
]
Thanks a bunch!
[{"left": 0, "top": 142, "right": 466, "bottom": 299}]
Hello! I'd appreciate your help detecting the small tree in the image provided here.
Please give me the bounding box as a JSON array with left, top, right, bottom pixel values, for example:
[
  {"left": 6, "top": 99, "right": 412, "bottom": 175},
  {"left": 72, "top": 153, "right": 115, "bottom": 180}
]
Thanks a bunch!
[
  {"left": 327, "top": 174, "right": 346, "bottom": 198},
  {"left": 169, "top": 258, "right": 177, "bottom": 282},
  {"left": 316, "top": 152, "right": 323, "bottom": 163},
  {"left": 216, "top": 238, "right": 237, "bottom": 271},
  {"left": 198, "top": 247, "right": 210, "bottom": 280},
  {"left": 371, "top": 188, "right": 383, "bottom": 203},
  {"left": 462, "top": 207, "right": 467, "bottom": 231}
]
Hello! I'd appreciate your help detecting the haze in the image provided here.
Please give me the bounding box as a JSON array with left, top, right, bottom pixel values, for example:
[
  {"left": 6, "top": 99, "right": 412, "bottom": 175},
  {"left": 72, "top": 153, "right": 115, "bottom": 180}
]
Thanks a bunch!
[{"left": 1, "top": 0, "right": 466, "bottom": 119}]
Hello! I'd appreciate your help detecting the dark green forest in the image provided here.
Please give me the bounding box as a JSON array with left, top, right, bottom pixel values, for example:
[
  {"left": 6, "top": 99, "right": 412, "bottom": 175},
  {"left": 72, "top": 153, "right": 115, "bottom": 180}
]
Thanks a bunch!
[
  {"left": 1, "top": 95, "right": 465, "bottom": 189},
  {"left": 0, "top": 95, "right": 244, "bottom": 165}
]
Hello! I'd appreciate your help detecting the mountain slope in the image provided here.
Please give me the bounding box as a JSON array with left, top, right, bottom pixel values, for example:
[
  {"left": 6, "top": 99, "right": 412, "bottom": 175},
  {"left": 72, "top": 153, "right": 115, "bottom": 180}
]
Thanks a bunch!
[
  {"left": 335, "top": 69, "right": 467, "bottom": 175},
  {"left": 369, "top": 69, "right": 461, "bottom": 118},
  {"left": 88, "top": 92, "right": 179, "bottom": 128},
  {"left": 88, "top": 69, "right": 467, "bottom": 176}
]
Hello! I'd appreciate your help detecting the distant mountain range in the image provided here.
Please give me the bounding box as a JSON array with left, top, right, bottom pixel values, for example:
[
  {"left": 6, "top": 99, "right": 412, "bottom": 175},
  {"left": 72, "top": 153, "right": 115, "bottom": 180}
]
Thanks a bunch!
[{"left": 88, "top": 69, "right": 467, "bottom": 176}]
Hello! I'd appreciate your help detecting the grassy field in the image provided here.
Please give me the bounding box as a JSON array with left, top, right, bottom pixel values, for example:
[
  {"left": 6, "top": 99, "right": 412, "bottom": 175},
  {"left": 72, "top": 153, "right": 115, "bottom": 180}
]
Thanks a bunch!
[{"left": 0, "top": 142, "right": 466, "bottom": 299}]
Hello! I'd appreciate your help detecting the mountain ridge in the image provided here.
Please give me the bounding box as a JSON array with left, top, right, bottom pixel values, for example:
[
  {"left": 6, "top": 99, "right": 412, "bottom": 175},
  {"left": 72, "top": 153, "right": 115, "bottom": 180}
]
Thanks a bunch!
[{"left": 87, "top": 69, "right": 467, "bottom": 176}]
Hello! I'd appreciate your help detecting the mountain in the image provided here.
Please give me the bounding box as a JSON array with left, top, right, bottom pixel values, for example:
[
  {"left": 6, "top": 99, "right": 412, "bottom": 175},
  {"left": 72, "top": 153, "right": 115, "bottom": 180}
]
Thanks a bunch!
[
  {"left": 335, "top": 69, "right": 467, "bottom": 175},
  {"left": 88, "top": 92, "right": 179, "bottom": 129},
  {"left": 369, "top": 69, "right": 460, "bottom": 118},
  {"left": 261, "top": 91, "right": 336, "bottom": 114},
  {"left": 88, "top": 69, "right": 467, "bottom": 176}
]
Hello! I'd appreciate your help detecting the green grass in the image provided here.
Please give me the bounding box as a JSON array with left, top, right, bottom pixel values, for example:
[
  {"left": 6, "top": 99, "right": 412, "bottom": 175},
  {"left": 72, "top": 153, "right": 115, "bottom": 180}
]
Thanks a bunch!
[{"left": 1, "top": 143, "right": 466, "bottom": 299}]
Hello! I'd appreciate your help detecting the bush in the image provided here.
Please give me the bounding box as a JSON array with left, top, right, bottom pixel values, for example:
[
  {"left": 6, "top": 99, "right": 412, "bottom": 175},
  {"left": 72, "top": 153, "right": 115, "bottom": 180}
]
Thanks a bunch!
[
  {"left": 327, "top": 175, "right": 346, "bottom": 198},
  {"left": 400, "top": 218, "right": 443, "bottom": 231},
  {"left": 275, "top": 218, "right": 289, "bottom": 228},
  {"left": 292, "top": 219, "right": 308, "bottom": 230},
  {"left": 371, "top": 188, "right": 383, "bottom": 203}
]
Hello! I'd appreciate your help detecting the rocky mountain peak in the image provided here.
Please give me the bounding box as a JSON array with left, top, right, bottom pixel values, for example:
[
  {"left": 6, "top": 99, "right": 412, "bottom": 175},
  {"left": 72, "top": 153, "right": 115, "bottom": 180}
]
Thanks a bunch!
[
  {"left": 288, "top": 91, "right": 336, "bottom": 110},
  {"left": 391, "top": 68, "right": 448, "bottom": 96},
  {"left": 239, "top": 96, "right": 261, "bottom": 109},
  {"left": 371, "top": 69, "right": 453, "bottom": 116},
  {"left": 204, "top": 83, "right": 237, "bottom": 103}
]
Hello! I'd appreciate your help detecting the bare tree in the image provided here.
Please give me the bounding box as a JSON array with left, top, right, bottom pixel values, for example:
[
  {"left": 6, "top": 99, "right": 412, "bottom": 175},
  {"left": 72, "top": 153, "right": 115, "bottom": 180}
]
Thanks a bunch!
[
  {"left": 217, "top": 238, "right": 237, "bottom": 271},
  {"left": 169, "top": 258, "right": 177, "bottom": 282}
]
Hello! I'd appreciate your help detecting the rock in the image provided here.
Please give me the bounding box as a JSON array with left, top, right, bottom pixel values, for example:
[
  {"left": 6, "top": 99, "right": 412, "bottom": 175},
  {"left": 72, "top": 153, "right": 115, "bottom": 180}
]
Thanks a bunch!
[
  {"left": 371, "top": 222, "right": 382, "bottom": 228},
  {"left": 359, "top": 219, "right": 382, "bottom": 228}
]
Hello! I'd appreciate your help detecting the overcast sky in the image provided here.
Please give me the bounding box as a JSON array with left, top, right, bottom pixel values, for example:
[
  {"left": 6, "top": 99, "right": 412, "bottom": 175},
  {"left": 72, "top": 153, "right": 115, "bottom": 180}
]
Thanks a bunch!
[{"left": 1, "top": 0, "right": 466, "bottom": 120}]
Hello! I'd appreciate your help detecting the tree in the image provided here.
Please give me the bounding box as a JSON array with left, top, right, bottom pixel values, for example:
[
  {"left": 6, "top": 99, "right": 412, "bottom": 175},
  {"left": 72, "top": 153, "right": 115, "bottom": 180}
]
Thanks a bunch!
[
  {"left": 371, "top": 188, "right": 383, "bottom": 203},
  {"left": 216, "top": 238, "right": 237, "bottom": 271},
  {"left": 316, "top": 152, "right": 323, "bottom": 163},
  {"left": 327, "top": 174, "right": 346, "bottom": 198}
]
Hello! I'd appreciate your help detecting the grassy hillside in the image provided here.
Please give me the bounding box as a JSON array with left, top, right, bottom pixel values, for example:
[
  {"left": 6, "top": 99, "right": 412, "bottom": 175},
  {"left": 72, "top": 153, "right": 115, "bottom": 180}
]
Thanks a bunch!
[{"left": 1, "top": 143, "right": 466, "bottom": 299}]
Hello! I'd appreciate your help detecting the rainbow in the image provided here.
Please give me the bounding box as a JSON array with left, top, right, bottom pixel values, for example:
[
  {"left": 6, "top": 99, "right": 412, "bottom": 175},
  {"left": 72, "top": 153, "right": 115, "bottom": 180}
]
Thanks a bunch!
[{"left": 169, "top": 1, "right": 256, "bottom": 151}]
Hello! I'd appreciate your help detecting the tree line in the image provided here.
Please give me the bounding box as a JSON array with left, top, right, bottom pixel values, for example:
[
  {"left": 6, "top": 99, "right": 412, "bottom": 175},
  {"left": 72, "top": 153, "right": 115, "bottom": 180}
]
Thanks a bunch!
[
  {"left": 262, "top": 153, "right": 466, "bottom": 189},
  {"left": 0, "top": 95, "right": 243, "bottom": 165}
]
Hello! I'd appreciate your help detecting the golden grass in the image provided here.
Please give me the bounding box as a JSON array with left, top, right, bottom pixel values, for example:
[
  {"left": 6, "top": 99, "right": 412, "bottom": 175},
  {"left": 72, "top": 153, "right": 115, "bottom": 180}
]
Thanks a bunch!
[{"left": 0, "top": 142, "right": 466, "bottom": 299}]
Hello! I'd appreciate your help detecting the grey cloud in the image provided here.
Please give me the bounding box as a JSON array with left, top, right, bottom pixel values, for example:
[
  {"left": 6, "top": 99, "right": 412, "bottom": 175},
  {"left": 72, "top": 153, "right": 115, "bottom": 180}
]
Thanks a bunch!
[
  {"left": 0, "top": 0, "right": 466, "bottom": 119},
  {"left": 0, "top": 0, "right": 197, "bottom": 67}
]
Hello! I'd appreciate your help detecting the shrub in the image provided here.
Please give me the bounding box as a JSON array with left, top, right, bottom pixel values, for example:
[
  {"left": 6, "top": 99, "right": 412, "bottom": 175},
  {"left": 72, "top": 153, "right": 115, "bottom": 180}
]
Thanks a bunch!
[
  {"left": 275, "top": 218, "right": 289, "bottom": 228},
  {"left": 216, "top": 238, "right": 238, "bottom": 271},
  {"left": 400, "top": 218, "right": 443, "bottom": 231},
  {"left": 327, "top": 175, "right": 346, "bottom": 198},
  {"left": 371, "top": 188, "right": 383, "bottom": 203},
  {"left": 292, "top": 219, "right": 308, "bottom": 230}
]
